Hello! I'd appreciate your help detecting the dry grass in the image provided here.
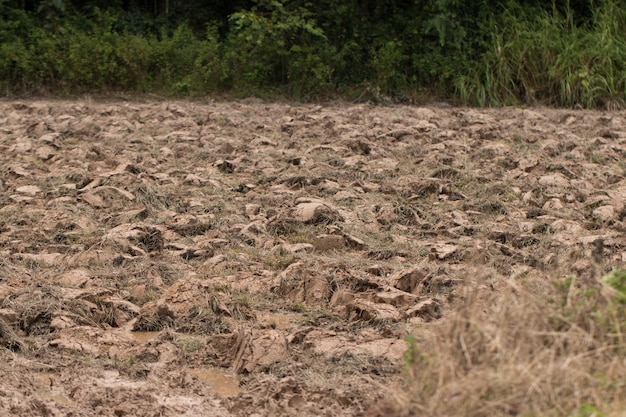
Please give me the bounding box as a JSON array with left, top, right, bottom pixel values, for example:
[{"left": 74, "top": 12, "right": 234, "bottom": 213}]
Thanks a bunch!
[
  {"left": 0, "top": 319, "right": 26, "bottom": 351},
  {"left": 374, "top": 269, "right": 626, "bottom": 417}
]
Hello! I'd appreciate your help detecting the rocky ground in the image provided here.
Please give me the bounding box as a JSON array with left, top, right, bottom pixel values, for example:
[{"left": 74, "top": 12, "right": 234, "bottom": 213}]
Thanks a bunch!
[{"left": 1, "top": 99, "right": 625, "bottom": 416}]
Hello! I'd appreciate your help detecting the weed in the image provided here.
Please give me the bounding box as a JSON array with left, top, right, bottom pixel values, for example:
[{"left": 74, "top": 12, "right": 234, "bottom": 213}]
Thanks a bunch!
[
  {"left": 574, "top": 403, "right": 605, "bottom": 417},
  {"left": 402, "top": 334, "right": 427, "bottom": 367},
  {"left": 602, "top": 268, "right": 626, "bottom": 303}
]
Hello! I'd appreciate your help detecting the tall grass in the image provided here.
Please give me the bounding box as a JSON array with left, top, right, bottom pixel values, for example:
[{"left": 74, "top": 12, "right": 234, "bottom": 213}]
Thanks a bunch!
[
  {"left": 456, "top": 0, "right": 626, "bottom": 108},
  {"left": 376, "top": 269, "right": 626, "bottom": 417}
]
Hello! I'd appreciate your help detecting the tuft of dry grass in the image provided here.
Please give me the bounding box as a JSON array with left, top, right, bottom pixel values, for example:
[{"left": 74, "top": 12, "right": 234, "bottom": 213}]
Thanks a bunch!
[
  {"left": 0, "top": 319, "right": 26, "bottom": 351},
  {"left": 375, "top": 270, "right": 626, "bottom": 417}
]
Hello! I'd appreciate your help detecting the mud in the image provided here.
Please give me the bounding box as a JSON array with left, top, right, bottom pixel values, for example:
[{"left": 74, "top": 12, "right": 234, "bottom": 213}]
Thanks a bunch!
[{"left": 1, "top": 98, "right": 625, "bottom": 416}]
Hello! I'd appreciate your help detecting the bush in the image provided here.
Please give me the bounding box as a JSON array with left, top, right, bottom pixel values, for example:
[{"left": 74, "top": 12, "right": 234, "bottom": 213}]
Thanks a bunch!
[
  {"left": 192, "top": 24, "right": 228, "bottom": 93},
  {"left": 456, "top": 0, "right": 626, "bottom": 108},
  {"left": 225, "top": 0, "right": 333, "bottom": 98}
]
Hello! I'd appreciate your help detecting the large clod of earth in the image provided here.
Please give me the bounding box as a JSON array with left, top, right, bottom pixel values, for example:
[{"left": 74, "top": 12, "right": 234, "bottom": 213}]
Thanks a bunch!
[{"left": 1, "top": 99, "right": 625, "bottom": 416}]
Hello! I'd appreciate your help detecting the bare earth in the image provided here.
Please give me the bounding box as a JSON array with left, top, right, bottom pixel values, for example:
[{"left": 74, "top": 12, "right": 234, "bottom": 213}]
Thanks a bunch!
[{"left": 0, "top": 99, "right": 625, "bottom": 416}]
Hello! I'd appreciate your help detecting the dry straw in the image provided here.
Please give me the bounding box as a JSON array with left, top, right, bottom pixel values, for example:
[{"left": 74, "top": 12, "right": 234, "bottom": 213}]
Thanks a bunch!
[{"left": 372, "top": 271, "right": 626, "bottom": 417}]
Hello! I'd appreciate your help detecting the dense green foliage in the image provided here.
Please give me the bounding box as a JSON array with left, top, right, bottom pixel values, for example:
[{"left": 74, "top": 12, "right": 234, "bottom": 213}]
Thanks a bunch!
[{"left": 1, "top": 0, "right": 626, "bottom": 106}]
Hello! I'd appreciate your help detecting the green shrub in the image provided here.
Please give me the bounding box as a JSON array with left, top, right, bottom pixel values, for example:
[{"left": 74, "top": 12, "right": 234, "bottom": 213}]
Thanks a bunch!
[
  {"left": 225, "top": 0, "right": 333, "bottom": 98},
  {"left": 116, "top": 34, "right": 154, "bottom": 91},
  {"left": 0, "top": 39, "right": 30, "bottom": 94},
  {"left": 457, "top": 0, "right": 626, "bottom": 108},
  {"left": 192, "top": 24, "right": 228, "bottom": 93},
  {"left": 370, "top": 40, "right": 408, "bottom": 96},
  {"left": 152, "top": 24, "right": 198, "bottom": 89}
]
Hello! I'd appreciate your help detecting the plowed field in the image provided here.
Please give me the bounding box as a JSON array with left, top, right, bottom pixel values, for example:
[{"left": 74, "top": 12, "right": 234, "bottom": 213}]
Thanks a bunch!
[{"left": 1, "top": 99, "right": 625, "bottom": 416}]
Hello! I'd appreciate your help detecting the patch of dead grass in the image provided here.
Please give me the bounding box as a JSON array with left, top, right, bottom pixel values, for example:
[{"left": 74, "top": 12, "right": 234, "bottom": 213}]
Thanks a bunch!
[
  {"left": 2, "top": 285, "right": 97, "bottom": 336},
  {"left": 0, "top": 319, "right": 26, "bottom": 351},
  {"left": 131, "top": 182, "right": 180, "bottom": 213},
  {"left": 376, "top": 272, "right": 626, "bottom": 417}
]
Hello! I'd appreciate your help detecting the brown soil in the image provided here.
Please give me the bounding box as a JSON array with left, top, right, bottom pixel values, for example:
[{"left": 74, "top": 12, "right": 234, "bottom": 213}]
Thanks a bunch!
[{"left": 0, "top": 99, "right": 624, "bottom": 416}]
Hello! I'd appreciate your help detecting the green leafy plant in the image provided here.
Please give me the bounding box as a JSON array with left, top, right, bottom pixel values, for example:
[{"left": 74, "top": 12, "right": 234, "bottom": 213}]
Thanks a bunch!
[
  {"left": 602, "top": 268, "right": 626, "bottom": 304},
  {"left": 573, "top": 403, "right": 605, "bottom": 417},
  {"left": 403, "top": 334, "right": 427, "bottom": 367},
  {"left": 225, "top": 0, "right": 333, "bottom": 98}
]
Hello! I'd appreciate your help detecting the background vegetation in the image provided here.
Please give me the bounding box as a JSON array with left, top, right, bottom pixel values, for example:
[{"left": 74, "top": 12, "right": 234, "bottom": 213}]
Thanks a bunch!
[{"left": 1, "top": 0, "right": 626, "bottom": 106}]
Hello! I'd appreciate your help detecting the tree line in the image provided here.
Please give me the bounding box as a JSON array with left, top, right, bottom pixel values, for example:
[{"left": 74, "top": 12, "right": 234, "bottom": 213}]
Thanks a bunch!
[{"left": 1, "top": 0, "right": 625, "bottom": 107}]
